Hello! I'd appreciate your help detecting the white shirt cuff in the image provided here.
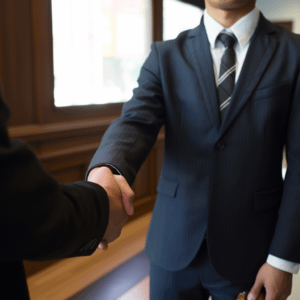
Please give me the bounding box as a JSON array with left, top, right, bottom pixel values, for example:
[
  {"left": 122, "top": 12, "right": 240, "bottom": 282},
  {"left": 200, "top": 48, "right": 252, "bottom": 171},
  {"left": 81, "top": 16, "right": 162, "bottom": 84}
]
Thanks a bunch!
[
  {"left": 101, "top": 164, "right": 122, "bottom": 175},
  {"left": 267, "top": 254, "right": 299, "bottom": 274}
]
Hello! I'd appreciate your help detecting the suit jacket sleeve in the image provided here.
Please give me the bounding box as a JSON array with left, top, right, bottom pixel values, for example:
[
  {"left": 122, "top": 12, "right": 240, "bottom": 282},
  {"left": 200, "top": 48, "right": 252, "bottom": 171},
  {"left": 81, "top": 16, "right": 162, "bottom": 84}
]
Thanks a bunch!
[
  {"left": 88, "top": 43, "right": 165, "bottom": 185},
  {"left": 269, "top": 71, "right": 300, "bottom": 263},
  {"left": 0, "top": 92, "right": 109, "bottom": 261}
]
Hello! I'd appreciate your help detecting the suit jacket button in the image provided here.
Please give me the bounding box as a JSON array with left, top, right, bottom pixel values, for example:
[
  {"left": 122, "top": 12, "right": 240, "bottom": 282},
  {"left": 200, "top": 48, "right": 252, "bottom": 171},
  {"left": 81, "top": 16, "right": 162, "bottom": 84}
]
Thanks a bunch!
[{"left": 216, "top": 142, "right": 225, "bottom": 150}]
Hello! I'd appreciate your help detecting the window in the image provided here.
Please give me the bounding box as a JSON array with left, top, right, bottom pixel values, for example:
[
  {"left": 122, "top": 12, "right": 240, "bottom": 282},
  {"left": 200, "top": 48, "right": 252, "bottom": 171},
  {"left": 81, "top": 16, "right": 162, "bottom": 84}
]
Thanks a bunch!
[
  {"left": 52, "top": 0, "right": 152, "bottom": 107},
  {"left": 163, "top": 0, "right": 203, "bottom": 41}
]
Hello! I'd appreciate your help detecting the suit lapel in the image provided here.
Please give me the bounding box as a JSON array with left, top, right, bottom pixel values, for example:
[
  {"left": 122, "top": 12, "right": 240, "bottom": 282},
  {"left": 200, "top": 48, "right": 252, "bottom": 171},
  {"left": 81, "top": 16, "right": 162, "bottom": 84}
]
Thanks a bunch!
[
  {"left": 219, "top": 14, "right": 279, "bottom": 137},
  {"left": 187, "top": 19, "right": 221, "bottom": 132}
]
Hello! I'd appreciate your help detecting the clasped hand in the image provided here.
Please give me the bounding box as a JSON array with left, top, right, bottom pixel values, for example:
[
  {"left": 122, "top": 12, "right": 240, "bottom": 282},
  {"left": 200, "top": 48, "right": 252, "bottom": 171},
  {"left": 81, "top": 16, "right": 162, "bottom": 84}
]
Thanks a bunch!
[{"left": 88, "top": 166, "right": 134, "bottom": 250}]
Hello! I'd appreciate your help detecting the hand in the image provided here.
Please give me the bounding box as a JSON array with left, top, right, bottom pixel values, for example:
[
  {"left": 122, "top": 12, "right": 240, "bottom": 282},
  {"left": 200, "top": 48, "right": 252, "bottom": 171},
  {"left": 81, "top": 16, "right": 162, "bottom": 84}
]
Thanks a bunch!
[
  {"left": 247, "top": 263, "right": 292, "bottom": 300},
  {"left": 88, "top": 166, "right": 134, "bottom": 250}
]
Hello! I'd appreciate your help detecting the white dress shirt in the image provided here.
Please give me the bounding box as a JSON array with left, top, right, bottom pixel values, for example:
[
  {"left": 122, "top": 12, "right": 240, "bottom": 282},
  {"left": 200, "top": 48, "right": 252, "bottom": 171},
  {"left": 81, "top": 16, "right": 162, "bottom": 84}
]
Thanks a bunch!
[{"left": 203, "top": 6, "right": 299, "bottom": 274}]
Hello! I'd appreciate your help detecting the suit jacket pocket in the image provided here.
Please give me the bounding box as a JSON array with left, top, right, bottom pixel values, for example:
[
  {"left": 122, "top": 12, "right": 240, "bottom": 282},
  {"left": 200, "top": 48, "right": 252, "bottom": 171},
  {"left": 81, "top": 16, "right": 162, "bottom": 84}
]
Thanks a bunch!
[
  {"left": 156, "top": 177, "right": 179, "bottom": 198},
  {"left": 254, "top": 186, "right": 283, "bottom": 212},
  {"left": 252, "top": 82, "right": 291, "bottom": 101}
]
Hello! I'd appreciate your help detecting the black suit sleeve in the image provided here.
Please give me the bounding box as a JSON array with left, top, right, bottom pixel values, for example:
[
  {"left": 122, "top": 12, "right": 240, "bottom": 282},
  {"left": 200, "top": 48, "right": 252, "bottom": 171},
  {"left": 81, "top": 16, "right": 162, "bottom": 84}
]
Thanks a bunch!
[{"left": 0, "top": 93, "right": 109, "bottom": 261}]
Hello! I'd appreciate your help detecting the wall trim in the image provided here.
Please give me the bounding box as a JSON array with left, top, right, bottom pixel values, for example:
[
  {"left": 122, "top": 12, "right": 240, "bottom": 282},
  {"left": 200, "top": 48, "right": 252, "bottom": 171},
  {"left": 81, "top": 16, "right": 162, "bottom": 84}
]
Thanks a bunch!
[{"left": 8, "top": 117, "right": 116, "bottom": 141}]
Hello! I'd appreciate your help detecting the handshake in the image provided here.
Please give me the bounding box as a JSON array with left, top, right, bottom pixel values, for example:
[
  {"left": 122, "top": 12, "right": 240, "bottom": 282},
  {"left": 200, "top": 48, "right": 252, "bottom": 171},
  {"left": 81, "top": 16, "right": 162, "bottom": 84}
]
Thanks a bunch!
[{"left": 88, "top": 166, "right": 135, "bottom": 251}]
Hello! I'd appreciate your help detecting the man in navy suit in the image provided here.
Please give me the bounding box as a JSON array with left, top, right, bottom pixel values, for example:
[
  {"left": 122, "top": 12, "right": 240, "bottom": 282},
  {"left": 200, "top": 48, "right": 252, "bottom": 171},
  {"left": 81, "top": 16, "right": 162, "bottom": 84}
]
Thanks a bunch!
[{"left": 88, "top": 0, "right": 300, "bottom": 299}]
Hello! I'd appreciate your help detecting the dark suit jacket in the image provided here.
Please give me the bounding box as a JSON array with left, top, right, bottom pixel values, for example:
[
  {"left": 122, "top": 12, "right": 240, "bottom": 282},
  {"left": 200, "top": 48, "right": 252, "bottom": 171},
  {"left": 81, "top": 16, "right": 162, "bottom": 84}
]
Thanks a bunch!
[
  {"left": 88, "top": 14, "right": 300, "bottom": 284},
  {"left": 0, "top": 92, "right": 109, "bottom": 298}
]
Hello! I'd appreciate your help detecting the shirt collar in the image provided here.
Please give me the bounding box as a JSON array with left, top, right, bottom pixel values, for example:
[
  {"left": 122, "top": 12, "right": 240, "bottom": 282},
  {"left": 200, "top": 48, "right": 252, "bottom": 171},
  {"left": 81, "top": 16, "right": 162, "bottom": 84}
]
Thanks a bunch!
[{"left": 203, "top": 6, "right": 260, "bottom": 49}]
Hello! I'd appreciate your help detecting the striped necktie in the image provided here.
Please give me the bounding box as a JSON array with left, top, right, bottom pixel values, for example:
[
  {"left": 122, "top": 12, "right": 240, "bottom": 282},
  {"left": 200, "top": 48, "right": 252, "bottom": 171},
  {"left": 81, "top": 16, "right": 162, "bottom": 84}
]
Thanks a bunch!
[{"left": 217, "top": 31, "right": 237, "bottom": 120}]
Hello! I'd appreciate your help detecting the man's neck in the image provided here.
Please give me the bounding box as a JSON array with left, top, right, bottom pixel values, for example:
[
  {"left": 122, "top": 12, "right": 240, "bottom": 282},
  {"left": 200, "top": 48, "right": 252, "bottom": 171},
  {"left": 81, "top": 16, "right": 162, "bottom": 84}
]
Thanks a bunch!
[{"left": 206, "top": 3, "right": 256, "bottom": 28}]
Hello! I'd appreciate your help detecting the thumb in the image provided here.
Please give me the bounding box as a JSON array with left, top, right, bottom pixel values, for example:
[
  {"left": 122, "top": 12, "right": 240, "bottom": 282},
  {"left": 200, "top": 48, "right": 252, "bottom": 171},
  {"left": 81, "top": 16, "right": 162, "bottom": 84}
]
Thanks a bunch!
[
  {"left": 248, "top": 279, "right": 264, "bottom": 300},
  {"left": 98, "top": 241, "right": 108, "bottom": 251},
  {"left": 114, "top": 175, "right": 135, "bottom": 215}
]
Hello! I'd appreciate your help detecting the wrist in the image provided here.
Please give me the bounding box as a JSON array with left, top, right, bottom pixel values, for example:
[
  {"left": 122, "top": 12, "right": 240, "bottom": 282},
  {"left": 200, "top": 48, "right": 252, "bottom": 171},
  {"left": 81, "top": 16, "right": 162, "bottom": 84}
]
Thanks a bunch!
[{"left": 88, "top": 166, "right": 113, "bottom": 181}]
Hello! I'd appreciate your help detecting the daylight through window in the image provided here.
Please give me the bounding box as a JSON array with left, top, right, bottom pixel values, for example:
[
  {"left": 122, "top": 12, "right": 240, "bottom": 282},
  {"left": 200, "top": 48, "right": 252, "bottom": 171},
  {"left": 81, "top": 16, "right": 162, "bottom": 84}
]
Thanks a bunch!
[{"left": 52, "top": 0, "right": 152, "bottom": 107}]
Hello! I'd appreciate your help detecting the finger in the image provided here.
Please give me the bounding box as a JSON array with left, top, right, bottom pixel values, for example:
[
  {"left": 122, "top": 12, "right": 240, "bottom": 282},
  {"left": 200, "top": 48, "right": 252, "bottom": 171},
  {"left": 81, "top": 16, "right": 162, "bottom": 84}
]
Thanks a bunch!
[
  {"left": 98, "top": 241, "right": 108, "bottom": 251},
  {"left": 248, "top": 280, "right": 264, "bottom": 300},
  {"left": 98, "top": 242, "right": 108, "bottom": 251},
  {"left": 114, "top": 175, "right": 135, "bottom": 215}
]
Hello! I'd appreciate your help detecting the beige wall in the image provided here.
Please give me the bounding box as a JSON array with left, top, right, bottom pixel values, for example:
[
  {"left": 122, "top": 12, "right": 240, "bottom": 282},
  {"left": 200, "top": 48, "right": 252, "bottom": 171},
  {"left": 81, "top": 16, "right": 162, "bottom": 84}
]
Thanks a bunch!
[{"left": 257, "top": 0, "right": 300, "bottom": 33}]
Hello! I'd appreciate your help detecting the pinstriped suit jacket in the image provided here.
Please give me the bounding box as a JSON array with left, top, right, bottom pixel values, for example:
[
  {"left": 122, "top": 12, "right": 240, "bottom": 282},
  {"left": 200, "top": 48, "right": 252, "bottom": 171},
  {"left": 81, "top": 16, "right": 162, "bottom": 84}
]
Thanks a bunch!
[{"left": 88, "top": 13, "right": 300, "bottom": 284}]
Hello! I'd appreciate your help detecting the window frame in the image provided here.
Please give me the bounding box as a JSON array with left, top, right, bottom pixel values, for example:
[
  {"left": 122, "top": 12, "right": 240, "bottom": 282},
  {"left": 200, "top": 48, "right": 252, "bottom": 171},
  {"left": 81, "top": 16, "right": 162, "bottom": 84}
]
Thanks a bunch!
[{"left": 30, "top": 0, "right": 163, "bottom": 124}]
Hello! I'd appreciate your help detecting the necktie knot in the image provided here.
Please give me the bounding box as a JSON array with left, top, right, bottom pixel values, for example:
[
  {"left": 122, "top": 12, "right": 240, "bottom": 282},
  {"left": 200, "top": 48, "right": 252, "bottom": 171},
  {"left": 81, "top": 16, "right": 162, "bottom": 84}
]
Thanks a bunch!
[{"left": 218, "top": 31, "right": 237, "bottom": 48}]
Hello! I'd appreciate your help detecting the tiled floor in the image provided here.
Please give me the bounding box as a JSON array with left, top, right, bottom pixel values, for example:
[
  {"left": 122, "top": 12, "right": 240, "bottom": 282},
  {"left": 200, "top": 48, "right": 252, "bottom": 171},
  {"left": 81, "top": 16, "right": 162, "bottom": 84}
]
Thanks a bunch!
[
  {"left": 117, "top": 276, "right": 150, "bottom": 300},
  {"left": 69, "top": 252, "right": 150, "bottom": 300},
  {"left": 119, "top": 275, "right": 300, "bottom": 300},
  {"left": 69, "top": 237, "right": 300, "bottom": 300},
  {"left": 70, "top": 265, "right": 300, "bottom": 300},
  {"left": 119, "top": 273, "right": 300, "bottom": 300}
]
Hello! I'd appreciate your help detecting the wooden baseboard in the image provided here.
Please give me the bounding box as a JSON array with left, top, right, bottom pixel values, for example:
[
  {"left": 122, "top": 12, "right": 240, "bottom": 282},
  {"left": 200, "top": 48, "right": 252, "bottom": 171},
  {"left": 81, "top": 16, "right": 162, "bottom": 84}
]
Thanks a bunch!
[{"left": 27, "top": 213, "right": 152, "bottom": 300}]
